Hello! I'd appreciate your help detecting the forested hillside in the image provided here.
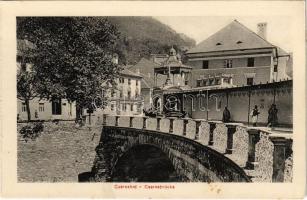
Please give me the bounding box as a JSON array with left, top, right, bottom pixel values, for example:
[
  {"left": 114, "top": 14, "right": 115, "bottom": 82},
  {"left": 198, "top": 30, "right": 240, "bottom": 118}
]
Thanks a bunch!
[{"left": 109, "top": 17, "right": 196, "bottom": 64}]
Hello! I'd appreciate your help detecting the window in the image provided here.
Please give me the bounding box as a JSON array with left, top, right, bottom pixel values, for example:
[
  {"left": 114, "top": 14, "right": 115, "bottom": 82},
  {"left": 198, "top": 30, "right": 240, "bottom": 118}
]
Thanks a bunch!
[
  {"left": 197, "top": 80, "right": 202, "bottom": 87},
  {"left": 120, "top": 91, "right": 123, "bottom": 98},
  {"left": 274, "top": 65, "right": 278, "bottom": 72},
  {"left": 135, "top": 91, "right": 139, "bottom": 98},
  {"left": 137, "top": 104, "right": 142, "bottom": 112},
  {"left": 224, "top": 59, "right": 232, "bottom": 68},
  {"left": 215, "top": 79, "right": 220, "bottom": 85},
  {"left": 127, "top": 91, "right": 131, "bottom": 99},
  {"left": 209, "top": 79, "right": 214, "bottom": 85},
  {"left": 52, "top": 99, "right": 62, "bottom": 115},
  {"left": 216, "top": 42, "right": 222, "bottom": 46},
  {"left": 111, "top": 104, "right": 115, "bottom": 111},
  {"left": 128, "top": 79, "right": 131, "bottom": 85},
  {"left": 202, "top": 60, "right": 209, "bottom": 69},
  {"left": 111, "top": 90, "right": 115, "bottom": 97},
  {"left": 136, "top": 80, "right": 139, "bottom": 86},
  {"left": 224, "top": 77, "right": 231, "bottom": 84},
  {"left": 203, "top": 80, "right": 207, "bottom": 86},
  {"left": 22, "top": 102, "right": 26, "bottom": 112},
  {"left": 123, "top": 104, "right": 127, "bottom": 111},
  {"left": 130, "top": 104, "right": 134, "bottom": 111},
  {"left": 39, "top": 103, "right": 44, "bottom": 112},
  {"left": 247, "top": 58, "right": 255, "bottom": 67},
  {"left": 247, "top": 78, "right": 254, "bottom": 85}
]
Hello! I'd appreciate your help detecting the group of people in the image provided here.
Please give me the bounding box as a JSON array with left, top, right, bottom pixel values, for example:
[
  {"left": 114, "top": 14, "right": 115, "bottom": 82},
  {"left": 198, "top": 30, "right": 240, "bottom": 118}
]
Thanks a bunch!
[{"left": 222, "top": 103, "right": 278, "bottom": 127}]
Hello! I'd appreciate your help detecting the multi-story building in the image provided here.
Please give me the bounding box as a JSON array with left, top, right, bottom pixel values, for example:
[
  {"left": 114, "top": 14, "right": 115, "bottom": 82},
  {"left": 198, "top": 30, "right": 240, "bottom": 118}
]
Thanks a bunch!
[
  {"left": 101, "top": 68, "right": 144, "bottom": 116},
  {"left": 157, "top": 20, "right": 293, "bottom": 125},
  {"left": 128, "top": 58, "right": 160, "bottom": 110},
  {"left": 186, "top": 20, "right": 292, "bottom": 88},
  {"left": 17, "top": 39, "right": 76, "bottom": 121}
]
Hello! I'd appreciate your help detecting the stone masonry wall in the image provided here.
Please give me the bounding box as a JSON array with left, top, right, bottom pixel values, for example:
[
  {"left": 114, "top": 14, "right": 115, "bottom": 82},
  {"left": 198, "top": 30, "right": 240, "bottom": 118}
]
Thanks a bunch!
[
  {"left": 255, "top": 131, "right": 274, "bottom": 182},
  {"left": 92, "top": 126, "right": 250, "bottom": 182},
  {"left": 18, "top": 122, "right": 101, "bottom": 182}
]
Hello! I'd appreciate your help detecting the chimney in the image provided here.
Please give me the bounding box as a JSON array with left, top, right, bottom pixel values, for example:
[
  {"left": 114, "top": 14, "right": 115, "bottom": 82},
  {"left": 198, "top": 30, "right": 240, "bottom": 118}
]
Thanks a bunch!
[{"left": 257, "top": 22, "right": 267, "bottom": 39}]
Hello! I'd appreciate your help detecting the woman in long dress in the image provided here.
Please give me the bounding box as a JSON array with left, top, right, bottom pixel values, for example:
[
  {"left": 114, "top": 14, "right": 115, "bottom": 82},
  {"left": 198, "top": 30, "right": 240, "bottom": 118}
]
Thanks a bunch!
[{"left": 251, "top": 105, "right": 260, "bottom": 127}]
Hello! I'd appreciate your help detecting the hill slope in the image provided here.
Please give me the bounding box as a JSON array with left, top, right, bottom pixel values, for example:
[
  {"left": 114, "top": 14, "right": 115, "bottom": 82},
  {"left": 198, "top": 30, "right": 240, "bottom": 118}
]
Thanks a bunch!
[{"left": 108, "top": 17, "right": 196, "bottom": 64}]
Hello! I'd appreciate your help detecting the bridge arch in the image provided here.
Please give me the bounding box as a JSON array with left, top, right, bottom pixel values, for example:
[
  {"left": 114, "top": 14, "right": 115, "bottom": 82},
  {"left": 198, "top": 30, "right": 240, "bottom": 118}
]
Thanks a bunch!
[
  {"left": 92, "top": 126, "right": 251, "bottom": 182},
  {"left": 110, "top": 144, "right": 181, "bottom": 182}
]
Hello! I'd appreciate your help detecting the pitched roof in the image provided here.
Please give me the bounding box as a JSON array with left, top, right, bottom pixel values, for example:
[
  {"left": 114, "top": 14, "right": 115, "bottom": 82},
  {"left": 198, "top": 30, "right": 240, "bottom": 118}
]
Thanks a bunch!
[
  {"left": 140, "top": 73, "right": 155, "bottom": 89},
  {"left": 128, "top": 58, "right": 160, "bottom": 76},
  {"left": 187, "top": 20, "right": 276, "bottom": 54},
  {"left": 119, "top": 68, "right": 142, "bottom": 78}
]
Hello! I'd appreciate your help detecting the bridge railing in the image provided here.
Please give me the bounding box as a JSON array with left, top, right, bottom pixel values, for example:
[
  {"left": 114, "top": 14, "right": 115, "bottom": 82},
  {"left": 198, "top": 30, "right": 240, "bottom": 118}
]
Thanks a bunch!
[{"left": 102, "top": 114, "right": 293, "bottom": 182}]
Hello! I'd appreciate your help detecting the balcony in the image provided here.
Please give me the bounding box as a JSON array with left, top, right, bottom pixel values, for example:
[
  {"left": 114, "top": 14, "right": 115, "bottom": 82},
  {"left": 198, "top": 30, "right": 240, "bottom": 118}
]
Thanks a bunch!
[{"left": 192, "top": 66, "right": 271, "bottom": 87}]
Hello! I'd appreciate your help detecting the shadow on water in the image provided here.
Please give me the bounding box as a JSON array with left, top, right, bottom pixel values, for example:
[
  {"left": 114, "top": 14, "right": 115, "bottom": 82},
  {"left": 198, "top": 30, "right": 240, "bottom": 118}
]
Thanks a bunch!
[
  {"left": 78, "top": 145, "right": 182, "bottom": 182},
  {"left": 111, "top": 145, "right": 181, "bottom": 182}
]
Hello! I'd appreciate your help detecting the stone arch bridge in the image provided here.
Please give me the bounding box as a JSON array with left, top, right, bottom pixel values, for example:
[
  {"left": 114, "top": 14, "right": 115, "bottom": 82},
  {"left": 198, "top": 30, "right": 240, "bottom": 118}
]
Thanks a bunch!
[{"left": 89, "top": 115, "right": 292, "bottom": 182}]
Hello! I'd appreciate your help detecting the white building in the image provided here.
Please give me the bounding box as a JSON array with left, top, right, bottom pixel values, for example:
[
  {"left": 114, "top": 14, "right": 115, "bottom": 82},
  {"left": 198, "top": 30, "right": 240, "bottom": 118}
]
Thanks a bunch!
[{"left": 101, "top": 68, "right": 144, "bottom": 116}]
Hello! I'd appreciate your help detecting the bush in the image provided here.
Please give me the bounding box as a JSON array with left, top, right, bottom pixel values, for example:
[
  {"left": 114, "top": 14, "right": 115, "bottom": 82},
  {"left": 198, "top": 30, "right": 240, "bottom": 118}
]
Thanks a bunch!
[
  {"left": 19, "top": 122, "right": 44, "bottom": 142},
  {"left": 33, "top": 122, "right": 44, "bottom": 133}
]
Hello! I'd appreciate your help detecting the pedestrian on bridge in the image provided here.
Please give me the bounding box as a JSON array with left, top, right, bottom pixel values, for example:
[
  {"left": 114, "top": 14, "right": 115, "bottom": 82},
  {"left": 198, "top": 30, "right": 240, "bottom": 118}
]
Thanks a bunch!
[
  {"left": 251, "top": 105, "right": 260, "bottom": 127},
  {"left": 267, "top": 104, "right": 278, "bottom": 128},
  {"left": 222, "top": 106, "right": 231, "bottom": 123}
]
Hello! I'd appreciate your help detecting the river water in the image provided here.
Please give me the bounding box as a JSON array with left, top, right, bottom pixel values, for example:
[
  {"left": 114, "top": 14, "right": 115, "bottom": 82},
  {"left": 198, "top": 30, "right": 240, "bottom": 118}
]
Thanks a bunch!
[{"left": 111, "top": 145, "right": 182, "bottom": 182}]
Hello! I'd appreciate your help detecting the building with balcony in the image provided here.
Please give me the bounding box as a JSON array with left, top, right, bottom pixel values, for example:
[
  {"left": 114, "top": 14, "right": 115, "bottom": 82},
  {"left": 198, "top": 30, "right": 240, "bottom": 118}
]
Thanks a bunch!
[
  {"left": 186, "top": 20, "right": 292, "bottom": 87},
  {"left": 155, "top": 20, "right": 293, "bottom": 125}
]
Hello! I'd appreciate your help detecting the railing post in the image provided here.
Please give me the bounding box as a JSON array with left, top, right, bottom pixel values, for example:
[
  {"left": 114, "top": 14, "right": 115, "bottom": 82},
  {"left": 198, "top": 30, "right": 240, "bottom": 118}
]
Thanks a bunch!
[
  {"left": 195, "top": 119, "right": 202, "bottom": 140},
  {"left": 156, "top": 117, "right": 161, "bottom": 131},
  {"left": 103, "top": 114, "right": 107, "bottom": 126},
  {"left": 169, "top": 118, "right": 175, "bottom": 133},
  {"left": 115, "top": 116, "right": 119, "bottom": 127},
  {"left": 129, "top": 116, "right": 134, "bottom": 128},
  {"left": 270, "top": 137, "right": 291, "bottom": 182},
  {"left": 183, "top": 119, "right": 188, "bottom": 136},
  {"left": 142, "top": 116, "right": 148, "bottom": 129},
  {"left": 208, "top": 122, "right": 216, "bottom": 146},
  {"left": 225, "top": 124, "right": 237, "bottom": 154},
  {"left": 246, "top": 128, "right": 260, "bottom": 169}
]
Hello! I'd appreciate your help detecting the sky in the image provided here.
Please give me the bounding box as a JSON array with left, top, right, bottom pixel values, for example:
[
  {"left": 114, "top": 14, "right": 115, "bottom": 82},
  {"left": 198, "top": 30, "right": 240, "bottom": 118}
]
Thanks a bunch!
[{"left": 154, "top": 16, "right": 293, "bottom": 52}]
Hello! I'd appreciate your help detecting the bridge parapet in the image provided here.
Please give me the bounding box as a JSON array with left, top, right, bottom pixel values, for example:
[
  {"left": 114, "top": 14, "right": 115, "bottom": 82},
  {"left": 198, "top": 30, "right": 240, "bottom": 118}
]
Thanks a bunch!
[{"left": 99, "top": 114, "right": 292, "bottom": 182}]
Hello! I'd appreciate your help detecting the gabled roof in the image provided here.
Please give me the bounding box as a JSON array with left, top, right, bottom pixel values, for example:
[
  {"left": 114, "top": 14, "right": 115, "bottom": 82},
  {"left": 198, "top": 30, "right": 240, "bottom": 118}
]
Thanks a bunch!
[
  {"left": 128, "top": 58, "right": 160, "bottom": 76},
  {"left": 187, "top": 20, "right": 276, "bottom": 54},
  {"left": 119, "top": 68, "right": 142, "bottom": 78},
  {"left": 140, "top": 73, "right": 155, "bottom": 89}
]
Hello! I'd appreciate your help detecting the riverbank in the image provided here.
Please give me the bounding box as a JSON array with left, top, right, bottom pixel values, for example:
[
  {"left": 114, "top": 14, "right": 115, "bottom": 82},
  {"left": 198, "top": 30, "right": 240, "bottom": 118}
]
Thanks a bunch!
[{"left": 17, "top": 122, "right": 102, "bottom": 182}]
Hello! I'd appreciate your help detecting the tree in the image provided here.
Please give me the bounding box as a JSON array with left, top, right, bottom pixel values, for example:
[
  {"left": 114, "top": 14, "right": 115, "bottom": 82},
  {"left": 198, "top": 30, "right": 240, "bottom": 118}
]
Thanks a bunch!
[
  {"left": 17, "top": 39, "right": 45, "bottom": 122},
  {"left": 17, "top": 68, "right": 41, "bottom": 121},
  {"left": 17, "top": 17, "right": 122, "bottom": 119}
]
